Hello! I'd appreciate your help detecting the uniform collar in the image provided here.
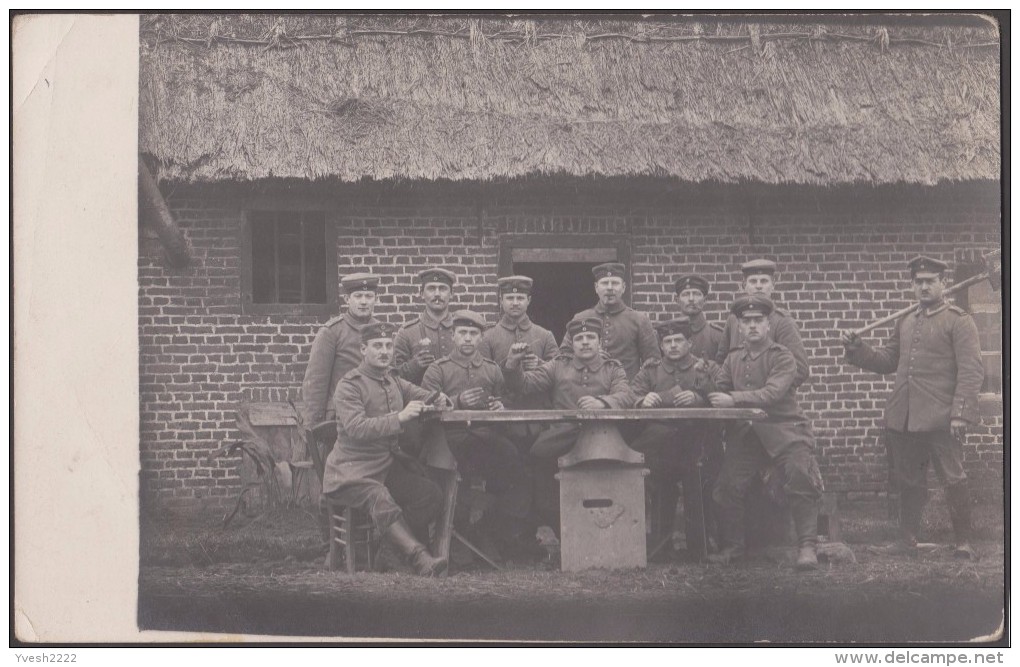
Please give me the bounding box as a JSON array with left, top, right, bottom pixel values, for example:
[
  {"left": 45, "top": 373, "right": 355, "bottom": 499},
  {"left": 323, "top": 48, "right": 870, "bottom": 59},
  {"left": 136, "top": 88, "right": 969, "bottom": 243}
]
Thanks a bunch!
[
  {"left": 357, "top": 362, "right": 392, "bottom": 382},
  {"left": 421, "top": 309, "right": 453, "bottom": 329},
  {"left": 688, "top": 312, "right": 706, "bottom": 332},
  {"left": 448, "top": 350, "right": 484, "bottom": 368},
  {"left": 594, "top": 300, "right": 627, "bottom": 316},
  {"left": 571, "top": 355, "right": 606, "bottom": 372},
  {"left": 919, "top": 300, "right": 949, "bottom": 317},
  {"left": 499, "top": 314, "right": 533, "bottom": 331},
  {"left": 662, "top": 355, "right": 696, "bottom": 372},
  {"left": 343, "top": 312, "right": 374, "bottom": 330},
  {"left": 740, "top": 342, "right": 771, "bottom": 361}
]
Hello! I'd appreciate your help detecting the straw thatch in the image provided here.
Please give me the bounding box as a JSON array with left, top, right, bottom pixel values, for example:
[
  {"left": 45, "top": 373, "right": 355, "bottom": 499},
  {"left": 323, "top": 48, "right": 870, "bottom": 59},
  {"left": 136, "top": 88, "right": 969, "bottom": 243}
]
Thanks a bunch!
[{"left": 139, "top": 14, "right": 1000, "bottom": 186}]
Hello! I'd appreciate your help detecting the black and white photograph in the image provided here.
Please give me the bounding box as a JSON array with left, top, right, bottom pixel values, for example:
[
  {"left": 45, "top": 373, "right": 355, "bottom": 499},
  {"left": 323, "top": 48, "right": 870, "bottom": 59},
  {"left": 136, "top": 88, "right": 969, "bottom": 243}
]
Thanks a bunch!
[{"left": 13, "top": 10, "right": 1006, "bottom": 647}]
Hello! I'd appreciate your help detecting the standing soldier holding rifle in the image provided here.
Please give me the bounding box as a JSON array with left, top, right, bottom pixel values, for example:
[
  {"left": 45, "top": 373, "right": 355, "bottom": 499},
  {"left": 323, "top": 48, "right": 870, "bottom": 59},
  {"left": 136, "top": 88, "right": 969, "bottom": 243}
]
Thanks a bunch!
[{"left": 842, "top": 256, "right": 984, "bottom": 559}]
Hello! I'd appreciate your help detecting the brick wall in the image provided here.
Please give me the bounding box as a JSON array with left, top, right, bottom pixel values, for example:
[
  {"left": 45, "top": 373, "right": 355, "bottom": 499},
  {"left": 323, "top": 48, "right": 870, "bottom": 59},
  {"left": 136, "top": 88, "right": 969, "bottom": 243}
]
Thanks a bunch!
[{"left": 138, "top": 181, "right": 1003, "bottom": 509}]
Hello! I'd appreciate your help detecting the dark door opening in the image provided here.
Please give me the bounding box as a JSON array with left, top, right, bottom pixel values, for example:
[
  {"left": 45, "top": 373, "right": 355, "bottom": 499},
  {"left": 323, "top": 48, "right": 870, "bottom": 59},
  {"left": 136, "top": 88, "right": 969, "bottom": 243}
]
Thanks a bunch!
[{"left": 515, "top": 262, "right": 601, "bottom": 342}]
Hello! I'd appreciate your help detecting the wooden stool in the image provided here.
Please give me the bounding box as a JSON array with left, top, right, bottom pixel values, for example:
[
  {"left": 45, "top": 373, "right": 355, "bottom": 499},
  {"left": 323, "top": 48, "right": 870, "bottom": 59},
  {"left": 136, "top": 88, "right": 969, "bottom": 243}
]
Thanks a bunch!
[{"left": 324, "top": 498, "right": 377, "bottom": 574}]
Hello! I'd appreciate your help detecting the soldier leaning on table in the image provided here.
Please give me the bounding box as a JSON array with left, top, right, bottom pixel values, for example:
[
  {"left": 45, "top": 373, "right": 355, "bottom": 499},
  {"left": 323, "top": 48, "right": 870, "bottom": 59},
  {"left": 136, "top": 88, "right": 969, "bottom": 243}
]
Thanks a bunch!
[
  {"left": 708, "top": 295, "right": 824, "bottom": 572},
  {"left": 321, "top": 322, "right": 452, "bottom": 577},
  {"left": 421, "top": 309, "right": 541, "bottom": 561},
  {"left": 505, "top": 316, "right": 635, "bottom": 535},
  {"left": 630, "top": 316, "right": 722, "bottom": 557},
  {"left": 842, "top": 256, "right": 984, "bottom": 560}
]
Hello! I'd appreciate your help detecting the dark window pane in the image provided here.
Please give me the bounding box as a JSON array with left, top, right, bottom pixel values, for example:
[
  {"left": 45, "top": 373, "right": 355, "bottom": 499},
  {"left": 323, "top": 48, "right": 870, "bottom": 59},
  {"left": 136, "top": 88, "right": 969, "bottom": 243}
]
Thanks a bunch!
[
  {"left": 982, "top": 353, "right": 1002, "bottom": 394},
  {"left": 249, "top": 210, "right": 329, "bottom": 305}
]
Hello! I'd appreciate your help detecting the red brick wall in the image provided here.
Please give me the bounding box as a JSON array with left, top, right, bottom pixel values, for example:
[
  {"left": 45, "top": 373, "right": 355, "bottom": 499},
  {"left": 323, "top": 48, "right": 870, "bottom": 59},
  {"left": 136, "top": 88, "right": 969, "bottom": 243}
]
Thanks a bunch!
[{"left": 138, "top": 182, "right": 1002, "bottom": 509}]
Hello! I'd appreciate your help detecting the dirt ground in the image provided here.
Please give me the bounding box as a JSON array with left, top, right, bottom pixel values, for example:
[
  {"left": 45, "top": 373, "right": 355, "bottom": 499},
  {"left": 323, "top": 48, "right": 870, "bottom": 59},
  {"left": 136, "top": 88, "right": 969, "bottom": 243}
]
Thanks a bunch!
[{"left": 138, "top": 497, "right": 1006, "bottom": 643}]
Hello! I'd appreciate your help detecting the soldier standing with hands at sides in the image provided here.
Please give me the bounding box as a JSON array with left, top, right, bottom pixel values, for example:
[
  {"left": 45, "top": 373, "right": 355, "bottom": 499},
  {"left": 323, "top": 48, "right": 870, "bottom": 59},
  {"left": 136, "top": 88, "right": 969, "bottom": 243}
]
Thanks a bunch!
[
  {"left": 505, "top": 316, "right": 635, "bottom": 534},
  {"left": 394, "top": 268, "right": 458, "bottom": 385},
  {"left": 717, "top": 259, "right": 810, "bottom": 388},
  {"left": 561, "top": 262, "right": 660, "bottom": 380},
  {"left": 321, "top": 322, "right": 452, "bottom": 577},
  {"left": 630, "top": 316, "right": 722, "bottom": 555},
  {"left": 842, "top": 256, "right": 983, "bottom": 559},
  {"left": 421, "top": 310, "right": 539, "bottom": 560},
  {"left": 708, "top": 295, "right": 824, "bottom": 572},
  {"left": 300, "top": 273, "right": 380, "bottom": 430}
]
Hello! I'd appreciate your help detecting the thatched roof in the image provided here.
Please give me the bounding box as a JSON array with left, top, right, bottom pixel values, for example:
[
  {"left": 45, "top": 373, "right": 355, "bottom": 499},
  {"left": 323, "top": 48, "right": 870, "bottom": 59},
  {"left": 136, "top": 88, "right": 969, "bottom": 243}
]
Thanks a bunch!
[{"left": 139, "top": 14, "right": 1000, "bottom": 186}]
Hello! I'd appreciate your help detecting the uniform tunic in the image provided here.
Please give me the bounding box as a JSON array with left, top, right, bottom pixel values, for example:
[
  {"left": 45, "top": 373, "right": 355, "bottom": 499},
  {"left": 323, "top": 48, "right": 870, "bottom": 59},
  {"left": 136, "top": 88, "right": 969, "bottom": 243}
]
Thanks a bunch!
[
  {"left": 300, "top": 313, "right": 379, "bottom": 427},
  {"left": 845, "top": 302, "right": 983, "bottom": 432},
  {"left": 479, "top": 314, "right": 559, "bottom": 410},
  {"left": 393, "top": 310, "right": 456, "bottom": 384},
  {"left": 717, "top": 305, "right": 810, "bottom": 388},
  {"left": 686, "top": 312, "right": 725, "bottom": 364},
  {"left": 559, "top": 302, "right": 660, "bottom": 379},
  {"left": 323, "top": 363, "right": 439, "bottom": 533}
]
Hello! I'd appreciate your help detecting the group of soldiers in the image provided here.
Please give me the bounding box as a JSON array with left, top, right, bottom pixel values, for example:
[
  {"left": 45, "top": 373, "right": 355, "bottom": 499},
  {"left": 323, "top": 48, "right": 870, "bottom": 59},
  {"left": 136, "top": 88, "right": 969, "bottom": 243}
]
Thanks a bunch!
[{"left": 300, "top": 256, "right": 984, "bottom": 576}]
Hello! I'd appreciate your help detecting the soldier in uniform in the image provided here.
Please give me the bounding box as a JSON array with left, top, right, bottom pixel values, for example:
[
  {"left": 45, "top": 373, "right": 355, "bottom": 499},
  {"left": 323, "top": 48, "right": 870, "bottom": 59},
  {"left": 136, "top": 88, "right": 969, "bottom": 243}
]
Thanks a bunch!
[
  {"left": 560, "top": 262, "right": 660, "bottom": 380},
  {"left": 842, "top": 256, "right": 983, "bottom": 559},
  {"left": 716, "top": 259, "right": 810, "bottom": 387},
  {"left": 506, "top": 316, "right": 635, "bottom": 533},
  {"left": 673, "top": 274, "right": 726, "bottom": 548},
  {"left": 300, "top": 272, "right": 380, "bottom": 429},
  {"left": 421, "top": 310, "right": 537, "bottom": 558},
  {"left": 708, "top": 295, "right": 824, "bottom": 571},
  {"left": 393, "top": 267, "right": 458, "bottom": 385},
  {"left": 478, "top": 275, "right": 560, "bottom": 451},
  {"left": 674, "top": 274, "right": 725, "bottom": 362},
  {"left": 630, "top": 316, "right": 722, "bottom": 556},
  {"left": 322, "top": 322, "right": 450, "bottom": 576}
]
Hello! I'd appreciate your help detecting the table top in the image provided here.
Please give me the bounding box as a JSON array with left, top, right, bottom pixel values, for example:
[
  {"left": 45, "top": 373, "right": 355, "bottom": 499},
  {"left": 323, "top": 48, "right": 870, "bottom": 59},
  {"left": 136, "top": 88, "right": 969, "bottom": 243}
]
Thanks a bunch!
[{"left": 435, "top": 408, "right": 765, "bottom": 423}]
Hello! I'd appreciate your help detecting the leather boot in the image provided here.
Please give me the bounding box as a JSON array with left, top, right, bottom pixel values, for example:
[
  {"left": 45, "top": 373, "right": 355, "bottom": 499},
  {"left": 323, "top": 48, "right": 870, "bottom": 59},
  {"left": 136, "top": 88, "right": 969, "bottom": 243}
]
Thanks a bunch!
[
  {"left": 945, "top": 484, "right": 973, "bottom": 544},
  {"left": 898, "top": 485, "right": 927, "bottom": 541},
  {"left": 708, "top": 509, "right": 745, "bottom": 564},
  {"left": 385, "top": 517, "right": 448, "bottom": 577},
  {"left": 792, "top": 501, "right": 819, "bottom": 571}
]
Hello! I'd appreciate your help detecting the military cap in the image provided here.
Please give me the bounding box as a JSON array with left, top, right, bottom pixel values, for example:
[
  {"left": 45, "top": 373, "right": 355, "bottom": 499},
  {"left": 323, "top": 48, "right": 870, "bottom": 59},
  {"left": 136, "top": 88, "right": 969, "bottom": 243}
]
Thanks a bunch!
[
  {"left": 566, "top": 316, "right": 604, "bottom": 339},
  {"left": 674, "top": 274, "right": 710, "bottom": 295},
  {"left": 740, "top": 259, "right": 778, "bottom": 276},
  {"left": 908, "top": 255, "right": 949, "bottom": 277},
  {"left": 655, "top": 316, "right": 693, "bottom": 340},
  {"left": 731, "top": 294, "right": 775, "bottom": 318},
  {"left": 417, "top": 267, "right": 457, "bottom": 286},
  {"left": 592, "top": 262, "right": 627, "bottom": 281},
  {"left": 360, "top": 321, "right": 397, "bottom": 343},
  {"left": 451, "top": 309, "right": 487, "bottom": 331},
  {"left": 340, "top": 272, "right": 379, "bottom": 294},
  {"left": 497, "top": 275, "right": 533, "bottom": 295}
]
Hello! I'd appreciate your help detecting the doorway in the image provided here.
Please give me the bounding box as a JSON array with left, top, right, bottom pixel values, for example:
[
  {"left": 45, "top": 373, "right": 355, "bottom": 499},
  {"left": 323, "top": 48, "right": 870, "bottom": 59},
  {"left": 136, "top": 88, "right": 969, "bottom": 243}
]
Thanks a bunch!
[{"left": 498, "top": 235, "right": 631, "bottom": 341}]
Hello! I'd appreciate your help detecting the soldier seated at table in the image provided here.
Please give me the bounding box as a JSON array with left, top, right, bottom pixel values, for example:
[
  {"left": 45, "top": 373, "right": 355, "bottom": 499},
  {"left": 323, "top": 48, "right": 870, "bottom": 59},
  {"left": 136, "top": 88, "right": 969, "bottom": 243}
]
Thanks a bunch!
[
  {"left": 421, "top": 309, "right": 540, "bottom": 561},
  {"left": 630, "top": 316, "right": 721, "bottom": 556},
  {"left": 504, "top": 315, "right": 635, "bottom": 535},
  {"left": 707, "top": 295, "right": 823, "bottom": 572},
  {"left": 322, "top": 322, "right": 451, "bottom": 577}
]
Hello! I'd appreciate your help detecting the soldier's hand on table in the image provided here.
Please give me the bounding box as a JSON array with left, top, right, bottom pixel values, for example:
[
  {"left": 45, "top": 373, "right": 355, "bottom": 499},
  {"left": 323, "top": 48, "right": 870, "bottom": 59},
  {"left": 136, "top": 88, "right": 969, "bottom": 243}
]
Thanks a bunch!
[
  {"left": 435, "top": 392, "right": 455, "bottom": 410},
  {"left": 523, "top": 353, "right": 541, "bottom": 371},
  {"left": 506, "top": 342, "right": 529, "bottom": 366},
  {"left": 458, "top": 387, "right": 489, "bottom": 409},
  {"left": 640, "top": 392, "right": 663, "bottom": 408},
  {"left": 672, "top": 389, "right": 698, "bottom": 407},
  {"left": 487, "top": 397, "right": 505, "bottom": 411},
  {"left": 577, "top": 396, "right": 604, "bottom": 410},
  {"left": 840, "top": 330, "right": 862, "bottom": 350},
  {"left": 398, "top": 401, "right": 426, "bottom": 423},
  {"left": 951, "top": 418, "right": 969, "bottom": 440},
  {"left": 708, "top": 392, "right": 735, "bottom": 408}
]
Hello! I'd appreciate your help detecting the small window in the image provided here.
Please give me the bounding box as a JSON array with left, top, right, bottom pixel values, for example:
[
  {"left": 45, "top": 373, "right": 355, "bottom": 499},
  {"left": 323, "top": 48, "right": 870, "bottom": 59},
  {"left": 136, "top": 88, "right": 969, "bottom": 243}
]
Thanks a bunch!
[
  {"left": 242, "top": 211, "right": 337, "bottom": 316},
  {"left": 954, "top": 250, "right": 1002, "bottom": 394}
]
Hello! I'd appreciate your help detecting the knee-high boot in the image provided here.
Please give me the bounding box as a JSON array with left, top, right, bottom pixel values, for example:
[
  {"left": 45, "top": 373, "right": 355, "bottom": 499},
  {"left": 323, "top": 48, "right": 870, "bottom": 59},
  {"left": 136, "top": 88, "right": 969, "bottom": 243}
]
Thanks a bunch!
[{"left": 385, "top": 517, "right": 447, "bottom": 576}]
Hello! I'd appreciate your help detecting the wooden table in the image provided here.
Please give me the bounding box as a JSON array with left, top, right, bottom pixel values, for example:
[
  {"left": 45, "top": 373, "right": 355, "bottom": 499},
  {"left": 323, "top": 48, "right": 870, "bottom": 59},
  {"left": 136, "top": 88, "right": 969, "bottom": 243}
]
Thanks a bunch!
[{"left": 435, "top": 408, "right": 765, "bottom": 569}]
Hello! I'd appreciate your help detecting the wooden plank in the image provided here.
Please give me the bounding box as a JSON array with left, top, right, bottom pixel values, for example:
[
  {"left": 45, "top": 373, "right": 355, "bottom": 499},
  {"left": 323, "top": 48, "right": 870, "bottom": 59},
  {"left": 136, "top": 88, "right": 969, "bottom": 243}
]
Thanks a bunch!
[
  {"left": 511, "top": 247, "right": 617, "bottom": 263},
  {"left": 435, "top": 408, "right": 765, "bottom": 423},
  {"left": 248, "top": 402, "right": 300, "bottom": 426}
]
